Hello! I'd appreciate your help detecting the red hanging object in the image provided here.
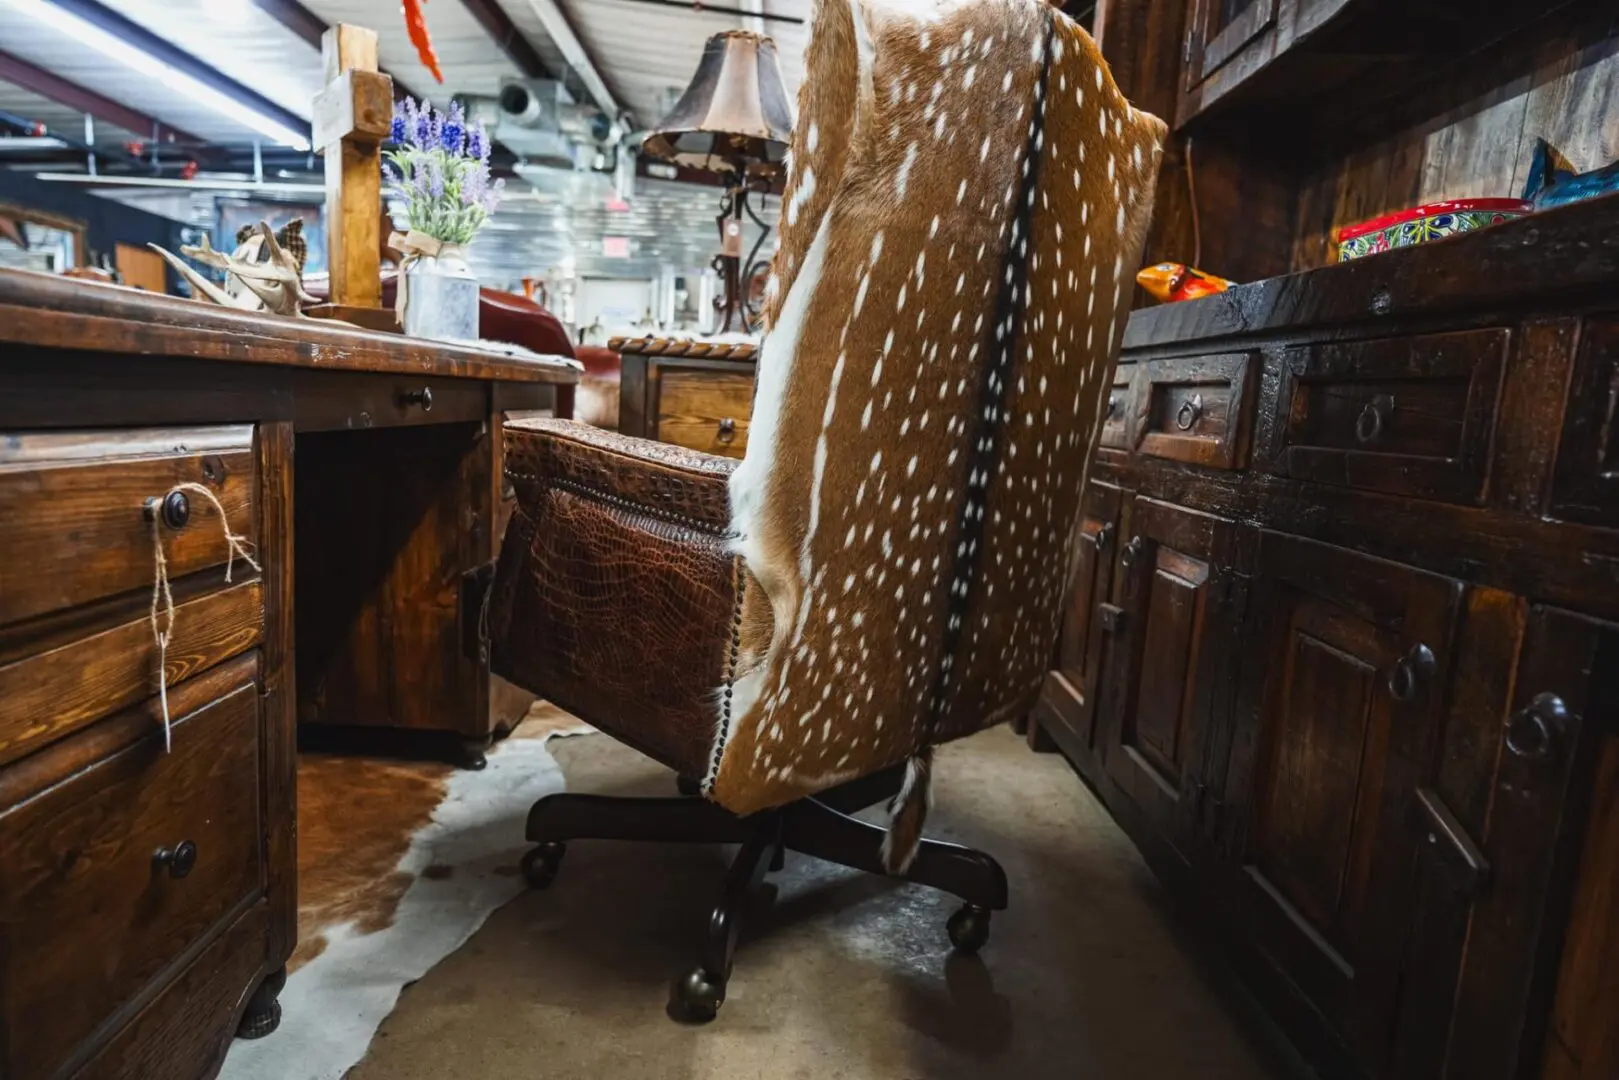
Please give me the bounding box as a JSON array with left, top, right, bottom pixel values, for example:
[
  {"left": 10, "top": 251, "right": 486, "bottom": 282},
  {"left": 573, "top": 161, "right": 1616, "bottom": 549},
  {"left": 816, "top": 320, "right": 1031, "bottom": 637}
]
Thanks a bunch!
[{"left": 403, "top": 0, "right": 445, "bottom": 83}]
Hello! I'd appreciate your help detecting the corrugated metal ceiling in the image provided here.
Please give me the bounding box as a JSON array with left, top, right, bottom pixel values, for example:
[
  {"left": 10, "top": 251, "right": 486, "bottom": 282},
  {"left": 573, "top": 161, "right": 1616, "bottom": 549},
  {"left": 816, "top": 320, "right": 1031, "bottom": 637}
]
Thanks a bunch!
[{"left": 0, "top": 0, "right": 803, "bottom": 285}]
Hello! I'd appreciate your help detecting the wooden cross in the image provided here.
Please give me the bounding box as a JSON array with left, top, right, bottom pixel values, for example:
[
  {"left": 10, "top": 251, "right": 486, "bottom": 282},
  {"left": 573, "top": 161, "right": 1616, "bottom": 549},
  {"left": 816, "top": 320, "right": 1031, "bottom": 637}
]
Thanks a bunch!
[{"left": 309, "top": 24, "right": 396, "bottom": 330}]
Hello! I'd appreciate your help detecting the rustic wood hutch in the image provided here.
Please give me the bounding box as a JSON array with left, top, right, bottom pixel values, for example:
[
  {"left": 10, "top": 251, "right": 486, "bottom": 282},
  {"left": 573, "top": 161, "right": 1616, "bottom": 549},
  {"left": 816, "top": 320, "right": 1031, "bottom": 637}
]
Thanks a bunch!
[{"left": 1028, "top": 2, "right": 1619, "bottom": 1078}]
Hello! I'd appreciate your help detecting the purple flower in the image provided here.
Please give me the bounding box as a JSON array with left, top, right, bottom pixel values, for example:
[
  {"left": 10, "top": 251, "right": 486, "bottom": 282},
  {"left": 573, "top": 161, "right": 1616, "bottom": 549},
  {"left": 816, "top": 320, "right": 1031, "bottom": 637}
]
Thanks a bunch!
[
  {"left": 466, "top": 121, "right": 486, "bottom": 162},
  {"left": 427, "top": 157, "right": 444, "bottom": 199},
  {"left": 441, "top": 101, "right": 465, "bottom": 154},
  {"left": 413, "top": 101, "right": 431, "bottom": 148},
  {"left": 462, "top": 160, "right": 488, "bottom": 207},
  {"left": 383, "top": 162, "right": 401, "bottom": 187},
  {"left": 410, "top": 161, "right": 430, "bottom": 199},
  {"left": 482, "top": 177, "right": 505, "bottom": 214},
  {"left": 390, "top": 109, "right": 406, "bottom": 145}
]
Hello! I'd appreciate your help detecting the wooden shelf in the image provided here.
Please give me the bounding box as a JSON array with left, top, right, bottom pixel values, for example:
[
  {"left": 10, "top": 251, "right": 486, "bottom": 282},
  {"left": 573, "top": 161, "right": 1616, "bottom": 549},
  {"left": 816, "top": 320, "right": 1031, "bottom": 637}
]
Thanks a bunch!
[
  {"left": 1177, "top": 0, "right": 1610, "bottom": 140},
  {"left": 1125, "top": 191, "right": 1619, "bottom": 348}
]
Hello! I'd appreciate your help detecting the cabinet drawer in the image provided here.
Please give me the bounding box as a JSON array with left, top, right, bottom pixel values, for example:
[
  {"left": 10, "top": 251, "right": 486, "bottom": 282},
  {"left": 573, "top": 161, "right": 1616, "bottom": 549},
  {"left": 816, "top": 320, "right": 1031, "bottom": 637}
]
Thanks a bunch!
[
  {"left": 0, "top": 580, "right": 263, "bottom": 768},
  {"left": 0, "top": 426, "right": 257, "bottom": 626},
  {"left": 656, "top": 370, "right": 752, "bottom": 459},
  {"left": 1134, "top": 353, "right": 1256, "bottom": 469},
  {"left": 1099, "top": 364, "right": 1135, "bottom": 451},
  {"left": 1550, "top": 317, "right": 1619, "bottom": 526},
  {"left": 1267, "top": 330, "right": 1508, "bottom": 503},
  {"left": 0, "top": 657, "right": 263, "bottom": 1080}
]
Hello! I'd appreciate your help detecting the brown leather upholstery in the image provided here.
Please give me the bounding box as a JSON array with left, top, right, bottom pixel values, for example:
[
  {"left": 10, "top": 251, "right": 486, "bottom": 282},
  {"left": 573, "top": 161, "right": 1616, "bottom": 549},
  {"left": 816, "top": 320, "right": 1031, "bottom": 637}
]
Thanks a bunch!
[{"left": 490, "top": 419, "right": 750, "bottom": 779}]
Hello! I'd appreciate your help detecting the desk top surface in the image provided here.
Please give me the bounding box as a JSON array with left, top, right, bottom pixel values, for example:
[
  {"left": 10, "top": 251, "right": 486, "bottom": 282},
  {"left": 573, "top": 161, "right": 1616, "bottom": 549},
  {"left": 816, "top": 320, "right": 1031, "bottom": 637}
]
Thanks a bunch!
[{"left": 0, "top": 269, "right": 577, "bottom": 385}]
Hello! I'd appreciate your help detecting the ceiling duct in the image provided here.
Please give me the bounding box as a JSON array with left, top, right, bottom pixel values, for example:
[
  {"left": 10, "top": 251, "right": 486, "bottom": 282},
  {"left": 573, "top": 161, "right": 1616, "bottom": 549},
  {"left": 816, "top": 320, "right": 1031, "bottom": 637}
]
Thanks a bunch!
[{"left": 490, "top": 78, "right": 604, "bottom": 171}]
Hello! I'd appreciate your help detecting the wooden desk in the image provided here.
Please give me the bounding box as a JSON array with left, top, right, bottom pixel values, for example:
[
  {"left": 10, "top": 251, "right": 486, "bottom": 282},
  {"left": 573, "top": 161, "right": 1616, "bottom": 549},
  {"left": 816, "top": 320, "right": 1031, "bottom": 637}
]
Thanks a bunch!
[{"left": 0, "top": 269, "right": 576, "bottom": 1080}]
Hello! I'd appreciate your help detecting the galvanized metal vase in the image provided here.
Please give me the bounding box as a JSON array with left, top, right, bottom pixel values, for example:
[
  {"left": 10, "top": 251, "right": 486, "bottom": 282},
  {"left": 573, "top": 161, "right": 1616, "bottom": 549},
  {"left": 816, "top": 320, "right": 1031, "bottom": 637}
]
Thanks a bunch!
[{"left": 401, "top": 248, "right": 479, "bottom": 342}]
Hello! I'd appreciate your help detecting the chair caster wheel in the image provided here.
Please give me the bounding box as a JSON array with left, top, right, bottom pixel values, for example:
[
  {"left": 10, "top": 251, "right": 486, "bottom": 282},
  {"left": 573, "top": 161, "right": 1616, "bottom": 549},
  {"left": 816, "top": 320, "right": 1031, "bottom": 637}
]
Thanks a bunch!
[
  {"left": 947, "top": 904, "right": 991, "bottom": 954},
  {"left": 520, "top": 842, "right": 565, "bottom": 888},
  {"left": 673, "top": 967, "right": 726, "bottom": 1023}
]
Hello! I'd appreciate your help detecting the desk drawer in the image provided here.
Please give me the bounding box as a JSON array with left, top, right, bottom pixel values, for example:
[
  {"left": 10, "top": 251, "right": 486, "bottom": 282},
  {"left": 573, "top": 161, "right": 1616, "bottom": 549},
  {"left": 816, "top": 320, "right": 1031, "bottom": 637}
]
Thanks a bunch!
[
  {"left": 657, "top": 370, "right": 753, "bottom": 459},
  {"left": 0, "top": 657, "right": 262, "bottom": 1080},
  {"left": 1134, "top": 353, "right": 1255, "bottom": 469},
  {"left": 0, "top": 580, "right": 263, "bottom": 768},
  {"left": 0, "top": 426, "right": 257, "bottom": 626},
  {"left": 1268, "top": 330, "right": 1508, "bottom": 504}
]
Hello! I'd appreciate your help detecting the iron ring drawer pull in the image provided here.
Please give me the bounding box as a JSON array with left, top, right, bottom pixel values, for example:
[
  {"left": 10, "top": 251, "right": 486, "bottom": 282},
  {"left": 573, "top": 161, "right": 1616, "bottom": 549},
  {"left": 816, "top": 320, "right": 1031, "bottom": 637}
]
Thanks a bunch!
[
  {"left": 1505, "top": 693, "right": 1569, "bottom": 760},
  {"left": 1120, "top": 535, "right": 1145, "bottom": 569},
  {"left": 144, "top": 490, "right": 191, "bottom": 530},
  {"left": 717, "top": 418, "right": 737, "bottom": 443},
  {"left": 1356, "top": 394, "right": 1394, "bottom": 445},
  {"left": 400, "top": 387, "right": 434, "bottom": 412},
  {"left": 154, "top": 840, "right": 198, "bottom": 879},
  {"left": 1094, "top": 522, "right": 1116, "bottom": 552},
  {"left": 1175, "top": 394, "right": 1204, "bottom": 431},
  {"left": 1388, "top": 643, "right": 1436, "bottom": 703}
]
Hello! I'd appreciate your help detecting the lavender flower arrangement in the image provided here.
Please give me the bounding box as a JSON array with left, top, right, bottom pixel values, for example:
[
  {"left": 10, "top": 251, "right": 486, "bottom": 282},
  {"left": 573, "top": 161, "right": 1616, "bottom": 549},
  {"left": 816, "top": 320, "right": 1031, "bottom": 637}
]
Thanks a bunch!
[{"left": 385, "top": 96, "right": 505, "bottom": 247}]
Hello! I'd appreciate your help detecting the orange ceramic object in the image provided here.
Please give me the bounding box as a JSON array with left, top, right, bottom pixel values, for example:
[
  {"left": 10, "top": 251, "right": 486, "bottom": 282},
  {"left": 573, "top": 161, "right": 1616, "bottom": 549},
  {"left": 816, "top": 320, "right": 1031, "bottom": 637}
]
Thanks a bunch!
[
  {"left": 1136, "top": 262, "right": 1234, "bottom": 304},
  {"left": 403, "top": 0, "right": 445, "bottom": 83}
]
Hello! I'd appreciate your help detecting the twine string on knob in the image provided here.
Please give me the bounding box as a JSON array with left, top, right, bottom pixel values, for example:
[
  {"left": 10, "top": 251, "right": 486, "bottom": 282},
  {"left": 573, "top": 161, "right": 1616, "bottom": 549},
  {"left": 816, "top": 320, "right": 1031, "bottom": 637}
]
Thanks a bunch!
[{"left": 149, "top": 481, "right": 261, "bottom": 751}]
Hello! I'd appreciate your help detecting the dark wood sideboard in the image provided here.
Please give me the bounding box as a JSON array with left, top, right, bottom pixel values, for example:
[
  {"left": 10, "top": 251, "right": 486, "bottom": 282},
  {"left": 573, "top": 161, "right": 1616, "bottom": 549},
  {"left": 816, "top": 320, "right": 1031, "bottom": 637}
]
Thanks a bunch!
[
  {"left": 1028, "top": 191, "right": 1619, "bottom": 1079},
  {"left": 0, "top": 269, "right": 574, "bottom": 1080}
]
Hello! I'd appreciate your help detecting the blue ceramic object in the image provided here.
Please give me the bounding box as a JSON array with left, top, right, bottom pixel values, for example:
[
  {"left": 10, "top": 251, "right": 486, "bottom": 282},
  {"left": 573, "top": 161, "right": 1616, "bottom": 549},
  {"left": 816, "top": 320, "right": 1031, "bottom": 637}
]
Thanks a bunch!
[{"left": 1522, "top": 138, "right": 1619, "bottom": 210}]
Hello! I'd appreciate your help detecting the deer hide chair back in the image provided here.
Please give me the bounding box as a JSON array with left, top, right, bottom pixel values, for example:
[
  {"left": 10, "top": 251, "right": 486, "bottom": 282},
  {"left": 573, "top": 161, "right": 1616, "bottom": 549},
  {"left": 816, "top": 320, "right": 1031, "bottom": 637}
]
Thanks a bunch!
[{"left": 492, "top": 0, "right": 1166, "bottom": 872}]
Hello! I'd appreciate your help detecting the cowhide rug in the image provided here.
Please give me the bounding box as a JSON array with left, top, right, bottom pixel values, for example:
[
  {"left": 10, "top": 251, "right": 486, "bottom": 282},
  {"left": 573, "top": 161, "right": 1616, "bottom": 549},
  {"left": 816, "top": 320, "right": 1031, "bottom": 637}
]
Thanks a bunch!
[{"left": 219, "top": 703, "right": 590, "bottom": 1080}]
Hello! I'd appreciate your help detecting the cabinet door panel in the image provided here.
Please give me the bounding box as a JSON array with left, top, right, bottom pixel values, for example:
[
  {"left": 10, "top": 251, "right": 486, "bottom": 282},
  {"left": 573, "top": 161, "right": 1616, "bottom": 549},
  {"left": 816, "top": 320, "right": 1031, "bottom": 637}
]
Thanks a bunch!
[
  {"left": 1442, "top": 607, "right": 1619, "bottom": 1080},
  {"left": 1037, "top": 482, "right": 1123, "bottom": 772},
  {"left": 1224, "top": 532, "right": 1463, "bottom": 1070},
  {"left": 1101, "top": 497, "right": 1240, "bottom": 855}
]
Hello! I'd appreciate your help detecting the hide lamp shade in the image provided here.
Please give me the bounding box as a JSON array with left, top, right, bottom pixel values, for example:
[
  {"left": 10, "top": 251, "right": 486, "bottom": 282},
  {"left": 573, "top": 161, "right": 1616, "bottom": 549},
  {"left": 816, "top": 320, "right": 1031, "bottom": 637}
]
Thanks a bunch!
[
  {"left": 642, "top": 31, "right": 795, "bottom": 333},
  {"left": 642, "top": 30, "right": 795, "bottom": 177}
]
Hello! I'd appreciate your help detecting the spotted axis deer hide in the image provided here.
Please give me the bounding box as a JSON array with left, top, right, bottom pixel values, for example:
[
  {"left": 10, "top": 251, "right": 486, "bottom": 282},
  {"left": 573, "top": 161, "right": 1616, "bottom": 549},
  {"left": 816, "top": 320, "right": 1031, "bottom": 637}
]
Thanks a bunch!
[{"left": 707, "top": 0, "right": 1166, "bottom": 869}]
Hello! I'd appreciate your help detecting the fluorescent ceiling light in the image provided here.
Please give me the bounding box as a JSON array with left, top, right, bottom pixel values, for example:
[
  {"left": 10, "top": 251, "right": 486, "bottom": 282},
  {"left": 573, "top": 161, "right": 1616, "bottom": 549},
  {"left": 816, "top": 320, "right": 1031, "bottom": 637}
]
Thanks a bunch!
[{"left": 2, "top": 0, "right": 311, "bottom": 151}]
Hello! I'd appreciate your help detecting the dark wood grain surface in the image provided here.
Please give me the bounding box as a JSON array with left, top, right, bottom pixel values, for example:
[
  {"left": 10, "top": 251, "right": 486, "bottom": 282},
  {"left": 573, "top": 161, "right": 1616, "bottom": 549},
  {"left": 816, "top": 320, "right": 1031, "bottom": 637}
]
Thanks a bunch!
[{"left": 0, "top": 269, "right": 576, "bottom": 386}]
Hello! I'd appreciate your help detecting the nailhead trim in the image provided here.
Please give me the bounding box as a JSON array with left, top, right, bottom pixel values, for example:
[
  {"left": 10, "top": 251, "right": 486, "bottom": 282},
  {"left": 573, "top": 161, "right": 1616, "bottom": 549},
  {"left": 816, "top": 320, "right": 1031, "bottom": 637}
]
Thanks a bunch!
[
  {"left": 704, "top": 556, "right": 748, "bottom": 796},
  {"left": 505, "top": 467, "right": 732, "bottom": 536}
]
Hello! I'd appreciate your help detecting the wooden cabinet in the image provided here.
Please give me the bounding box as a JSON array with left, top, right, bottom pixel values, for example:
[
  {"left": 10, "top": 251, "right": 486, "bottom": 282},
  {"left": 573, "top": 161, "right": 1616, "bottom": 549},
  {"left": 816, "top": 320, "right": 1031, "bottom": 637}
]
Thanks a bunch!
[
  {"left": 0, "top": 424, "right": 283, "bottom": 1080},
  {"left": 1220, "top": 534, "right": 1463, "bottom": 1071},
  {"left": 613, "top": 337, "right": 758, "bottom": 460},
  {"left": 1098, "top": 497, "right": 1242, "bottom": 859},
  {"left": 1029, "top": 204, "right": 1619, "bottom": 1077}
]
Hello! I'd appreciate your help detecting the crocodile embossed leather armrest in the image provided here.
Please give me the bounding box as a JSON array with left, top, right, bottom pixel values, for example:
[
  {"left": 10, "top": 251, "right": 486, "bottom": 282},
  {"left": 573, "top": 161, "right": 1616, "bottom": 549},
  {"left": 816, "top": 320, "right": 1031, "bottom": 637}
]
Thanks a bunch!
[{"left": 489, "top": 418, "right": 745, "bottom": 779}]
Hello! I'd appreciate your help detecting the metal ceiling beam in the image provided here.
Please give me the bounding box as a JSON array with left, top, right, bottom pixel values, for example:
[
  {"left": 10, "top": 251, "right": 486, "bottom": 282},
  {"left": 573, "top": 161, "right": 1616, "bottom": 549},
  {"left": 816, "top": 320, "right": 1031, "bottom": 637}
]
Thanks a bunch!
[
  {"left": 458, "top": 0, "right": 552, "bottom": 79},
  {"left": 243, "top": 0, "right": 328, "bottom": 48},
  {"left": 0, "top": 47, "right": 206, "bottom": 146},
  {"left": 608, "top": 0, "right": 804, "bottom": 25},
  {"left": 511, "top": 0, "right": 622, "bottom": 120},
  {"left": 245, "top": 0, "right": 417, "bottom": 104},
  {"left": 42, "top": 0, "right": 311, "bottom": 139}
]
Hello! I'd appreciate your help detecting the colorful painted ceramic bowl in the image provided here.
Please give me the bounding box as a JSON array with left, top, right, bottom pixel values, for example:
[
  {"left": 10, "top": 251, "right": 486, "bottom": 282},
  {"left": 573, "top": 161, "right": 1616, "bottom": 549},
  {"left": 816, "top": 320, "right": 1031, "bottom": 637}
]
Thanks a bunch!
[{"left": 1336, "top": 198, "right": 1534, "bottom": 262}]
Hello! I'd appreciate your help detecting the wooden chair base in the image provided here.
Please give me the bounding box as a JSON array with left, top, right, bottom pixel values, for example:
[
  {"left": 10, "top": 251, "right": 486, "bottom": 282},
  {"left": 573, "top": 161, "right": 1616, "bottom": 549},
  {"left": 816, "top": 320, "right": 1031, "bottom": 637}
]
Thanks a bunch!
[{"left": 518, "top": 765, "right": 1009, "bottom": 1022}]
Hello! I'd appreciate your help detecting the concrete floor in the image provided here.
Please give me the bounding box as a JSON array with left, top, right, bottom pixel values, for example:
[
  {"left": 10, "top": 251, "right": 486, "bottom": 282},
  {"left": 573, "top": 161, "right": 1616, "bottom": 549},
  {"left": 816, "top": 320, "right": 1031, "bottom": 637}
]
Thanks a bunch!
[{"left": 349, "top": 725, "right": 1311, "bottom": 1080}]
